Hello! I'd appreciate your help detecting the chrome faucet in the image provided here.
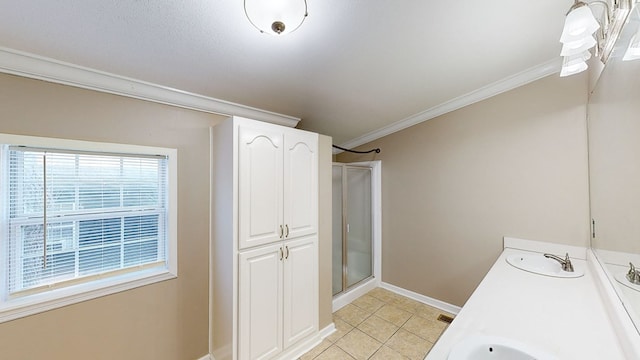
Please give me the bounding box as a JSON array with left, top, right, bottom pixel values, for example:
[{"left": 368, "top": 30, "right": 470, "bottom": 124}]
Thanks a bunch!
[
  {"left": 543, "top": 252, "right": 574, "bottom": 272},
  {"left": 627, "top": 262, "right": 640, "bottom": 285}
]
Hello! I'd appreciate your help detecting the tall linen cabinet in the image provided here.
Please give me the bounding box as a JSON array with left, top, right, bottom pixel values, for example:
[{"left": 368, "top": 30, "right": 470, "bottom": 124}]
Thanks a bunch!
[{"left": 211, "top": 116, "right": 320, "bottom": 360}]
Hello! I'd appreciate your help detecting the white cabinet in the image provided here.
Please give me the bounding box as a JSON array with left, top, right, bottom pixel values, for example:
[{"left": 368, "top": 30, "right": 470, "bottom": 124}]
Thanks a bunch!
[
  {"left": 282, "top": 237, "right": 318, "bottom": 347},
  {"left": 238, "top": 244, "right": 283, "bottom": 360},
  {"left": 239, "top": 236, "right": 318, "bottom": 359},
  {"left": 238, "top": 122, "right": 317, "bottom": 250},
  {"left": 211, "top": 116, "right": 319, "bottom": 360}
]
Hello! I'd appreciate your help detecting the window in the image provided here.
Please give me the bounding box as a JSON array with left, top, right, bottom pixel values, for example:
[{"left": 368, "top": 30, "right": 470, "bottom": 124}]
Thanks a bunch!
[{"left": 0, "top": 135, "right": 177, "bottom": 322}]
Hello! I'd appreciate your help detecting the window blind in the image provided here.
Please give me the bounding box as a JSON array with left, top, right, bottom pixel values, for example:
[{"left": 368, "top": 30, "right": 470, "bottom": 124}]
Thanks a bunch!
[{"left": 6, "top": 147, "right": 168, "bottom": 296}]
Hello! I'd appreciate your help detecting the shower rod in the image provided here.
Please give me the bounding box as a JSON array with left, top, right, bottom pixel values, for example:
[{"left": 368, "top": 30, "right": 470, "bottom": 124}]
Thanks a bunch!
[{"left": 332, "top": 144, "right": 381, "bottom": 154}]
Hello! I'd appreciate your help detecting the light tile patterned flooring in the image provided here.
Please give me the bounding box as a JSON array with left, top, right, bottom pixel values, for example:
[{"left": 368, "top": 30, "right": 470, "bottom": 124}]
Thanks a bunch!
[{"left": 300, "top": 288, "right": 453, "bottom": 360}]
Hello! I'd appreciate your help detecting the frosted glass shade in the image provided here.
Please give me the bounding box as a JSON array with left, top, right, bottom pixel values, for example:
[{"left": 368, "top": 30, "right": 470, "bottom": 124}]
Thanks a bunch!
[
  {"left": 566, "top": 50, "right": 592, "bottom": 64},
  {"left": 623, "top": 33, "right": 640, "bottom": 61},
  {"left": 560, "top": 35, "right": 597, "bottom": 56},
  {"left": 560, "top": 54, "right": 589, "bottom": 77},
  {"left": 244, "top": 0, "right": 308, "bottom": 35},
  {"left": 560, "top": 5, "right": 600, "bottom": 43}
]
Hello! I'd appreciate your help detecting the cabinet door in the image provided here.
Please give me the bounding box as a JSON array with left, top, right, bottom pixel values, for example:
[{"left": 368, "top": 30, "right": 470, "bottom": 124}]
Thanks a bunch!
[
  {"left": 283, "top": 236, "right": 318, "bottom": 348},
  {"left": 283, "top": 130, "right": 318, "bottom": 240},
  {"left": 238, "top": 125, "right": 284, "bottom": 249},
  {"left": 239, "top": 244, "right": 284, "bottom": 360}
]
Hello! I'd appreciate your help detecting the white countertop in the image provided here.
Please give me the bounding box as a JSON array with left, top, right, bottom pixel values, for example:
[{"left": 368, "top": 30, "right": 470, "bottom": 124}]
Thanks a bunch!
[{"left": 426, "top": 247, "right": 626, "bottom": 359}]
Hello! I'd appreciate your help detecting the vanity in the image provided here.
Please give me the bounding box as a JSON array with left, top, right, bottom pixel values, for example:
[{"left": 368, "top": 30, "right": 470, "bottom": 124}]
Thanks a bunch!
[
  {"left": 426, "top": 238, "right": 635, "bottom": 359},
  {"left": 428, "top": 5, "right": 640, "bottom": 357}
]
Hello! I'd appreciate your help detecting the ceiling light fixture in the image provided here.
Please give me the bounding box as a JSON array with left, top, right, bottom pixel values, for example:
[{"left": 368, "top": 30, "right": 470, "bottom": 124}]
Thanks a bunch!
[
  {"left": 559, "top": 0, "right": 635, "bottom": 76},
  {"left": 244, "top": 0, "right": 308, "bottom": 35}
]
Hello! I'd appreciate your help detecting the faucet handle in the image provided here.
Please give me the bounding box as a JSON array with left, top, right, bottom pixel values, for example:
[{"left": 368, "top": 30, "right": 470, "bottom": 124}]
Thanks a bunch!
[
  {"left": 563, "top": 253, "right": 574, "bottom": 272},
  {"left": 543, "top": 252, "right": 574, "bottom": 272},
  {"left": 627, "top": 262, "right": 640, "bottom": 284}
]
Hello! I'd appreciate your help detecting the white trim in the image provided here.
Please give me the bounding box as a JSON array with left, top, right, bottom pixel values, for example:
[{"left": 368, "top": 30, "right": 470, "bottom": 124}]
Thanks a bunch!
[
  {"left": 332, "top": 277, "right": 380, "bottom": 312},
  {"left": 348, "top": 161, "right": 382, "bottom": 283},
  {"left": 337, "top": 58, "right": 562, "bottom": 151},
  {"left": 331, "top": 161, "right": 382, "bottom": 313},
  {"left": 380, "top": 282, "right": 461, "bottom": 315},
  {"left": 273, "top": 331, "right": 325, "bottom": 360},
  {"left": 1, "top": 270, "right": 175, "bottom": 323},
  {"left": 195, "top": 323, "right": 327, "bottom": 360},
  {"left": 0, "top": 46, "right": 300, "bottom": 128},
  {"left": 319, "top": 322, "right": 337, "bottom": 340}
]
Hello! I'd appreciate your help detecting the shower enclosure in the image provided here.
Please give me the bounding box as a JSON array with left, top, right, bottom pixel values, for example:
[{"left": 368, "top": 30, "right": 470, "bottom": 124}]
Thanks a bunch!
[{"left": 332, "top": 163, "right": 373, "bottom": 296}]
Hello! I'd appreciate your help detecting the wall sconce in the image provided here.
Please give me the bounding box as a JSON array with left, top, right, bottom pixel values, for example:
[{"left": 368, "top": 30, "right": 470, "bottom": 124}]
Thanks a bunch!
[
  {"left": 559, "top": 0, "right": 636, "bottom": 76},
  {"left": 244, "top": 0, "right": 308, "bottom": 35},
  {"left": 559, "top": 1, "right": 609, "bottom": 77}
]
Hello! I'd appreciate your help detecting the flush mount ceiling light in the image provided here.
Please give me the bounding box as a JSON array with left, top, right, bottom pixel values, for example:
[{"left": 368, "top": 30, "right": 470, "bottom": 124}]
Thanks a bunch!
[
  {"left": 244, "top": 0, "right": 308, "bottom": 35},
  {"left": 559, "top": 0, "right": 635, "bottom": 77}
]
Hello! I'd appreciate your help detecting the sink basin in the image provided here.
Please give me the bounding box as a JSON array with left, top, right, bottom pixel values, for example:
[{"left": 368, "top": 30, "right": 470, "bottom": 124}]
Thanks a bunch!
[
  {"left": 615, "top": 272, "right": 640, "bottom": 292},
  {"left": 448, "top": 335, "right": 558, "bottom": 360},
  {"left": 506, "top": 254, "right": 584, "bottom": 278}
]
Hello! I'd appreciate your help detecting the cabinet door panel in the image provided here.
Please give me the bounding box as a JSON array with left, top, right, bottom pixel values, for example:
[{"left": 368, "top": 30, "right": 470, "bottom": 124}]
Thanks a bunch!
[
  {"left": 239, "top": 125, "right": 284, "bottom": 249},
  {"left": 283, "top": 131, "right": 318, "bottom": 240},
  {"left": 239, "top": 245, "right": 283, "bottom": 360},
  {"left": 283, "top": 237, "right": 318, "bottom": 348}
]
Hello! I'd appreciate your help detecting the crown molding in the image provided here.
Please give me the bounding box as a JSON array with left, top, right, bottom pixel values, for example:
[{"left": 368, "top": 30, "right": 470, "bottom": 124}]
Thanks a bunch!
[
  {"left": 0, "top": 46, "right": 300, "bottom": 128},
  {"left": 338, "top": 58, "right": 562, "bottom": 152}
]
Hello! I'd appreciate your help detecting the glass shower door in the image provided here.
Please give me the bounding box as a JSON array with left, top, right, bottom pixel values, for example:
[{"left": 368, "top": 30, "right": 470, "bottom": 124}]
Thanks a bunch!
[
  {"left": 332, "top": 164, "right": 373, "bottom": 296},
  {"left": 345, "top": 167, "right": 372, "bottom": 288}
]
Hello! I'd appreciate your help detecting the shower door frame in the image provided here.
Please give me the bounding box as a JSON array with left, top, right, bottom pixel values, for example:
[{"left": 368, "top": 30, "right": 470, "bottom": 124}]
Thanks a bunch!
[{"left": 332, "top": 160, "right": 381, "bottom": 311}]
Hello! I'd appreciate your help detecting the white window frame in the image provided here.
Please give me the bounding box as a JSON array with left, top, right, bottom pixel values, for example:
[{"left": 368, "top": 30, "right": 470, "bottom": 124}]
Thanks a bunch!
[{"left": 0, "top": 133, "right": 178, "bottom": 323}]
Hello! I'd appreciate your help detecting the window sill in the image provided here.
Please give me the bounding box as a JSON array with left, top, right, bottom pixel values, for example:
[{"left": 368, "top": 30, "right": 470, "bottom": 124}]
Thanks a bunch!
[{"left": 0, "top": 267, "right": 176, "bottom": 323}]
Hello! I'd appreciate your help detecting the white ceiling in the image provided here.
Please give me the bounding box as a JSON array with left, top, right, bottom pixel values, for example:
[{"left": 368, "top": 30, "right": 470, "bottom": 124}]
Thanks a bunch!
[{"left": 0, "top": 0, "right": 569, "bottom": 145}]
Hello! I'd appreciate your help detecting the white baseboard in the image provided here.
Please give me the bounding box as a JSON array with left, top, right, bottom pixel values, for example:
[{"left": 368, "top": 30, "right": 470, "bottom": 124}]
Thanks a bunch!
[
  {"left": 281, "top": 323, "right": 336, "bottom": 359},
  {"left": 202, "top": 324, "right": 335, "bottom": 360},
  {"left": 332, "top": 277, "right": 380, "bottom": 312},
  {"left": 380, "top": 282, "right": 461, "bottom": 315},
  {"left": 319, "top": 322, "right": 336, "bottom": 339},
  {"left": 331, "top": 278, "right": 461, "bottom": 315}
]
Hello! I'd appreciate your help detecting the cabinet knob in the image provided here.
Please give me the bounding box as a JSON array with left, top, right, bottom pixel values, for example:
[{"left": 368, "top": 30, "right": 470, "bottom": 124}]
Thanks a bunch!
[
  {"left": 285, "top": 246, "right": 290, "bottom": 259},
  {"left": 279, "top": 247, "right": 284, "bottom": 261},
  {"left": 285, "top": 224, "right": 289, "bottom": 238},
  {"left": 279, "top": 225, "right": 284, "bottom": 239}
]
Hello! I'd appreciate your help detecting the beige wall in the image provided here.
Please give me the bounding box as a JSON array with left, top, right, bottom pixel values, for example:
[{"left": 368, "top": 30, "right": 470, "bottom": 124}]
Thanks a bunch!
[
  {"left": 0, "top": 73, "right": 220, "bottom": 360},
  {"left": 337, "top": 74, "right": 591, "bottom": 306},
  {"left": 0, "top": 73, "right": 334, "bottom": 359},
  {"left": 0, "top": 66, "right": 591, "bottom": 354}
]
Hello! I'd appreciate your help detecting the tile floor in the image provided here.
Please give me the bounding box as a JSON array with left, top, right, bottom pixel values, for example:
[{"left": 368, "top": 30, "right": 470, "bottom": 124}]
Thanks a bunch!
[{"left": 299, "top": 287, "right": 453, "bottom": 360}]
